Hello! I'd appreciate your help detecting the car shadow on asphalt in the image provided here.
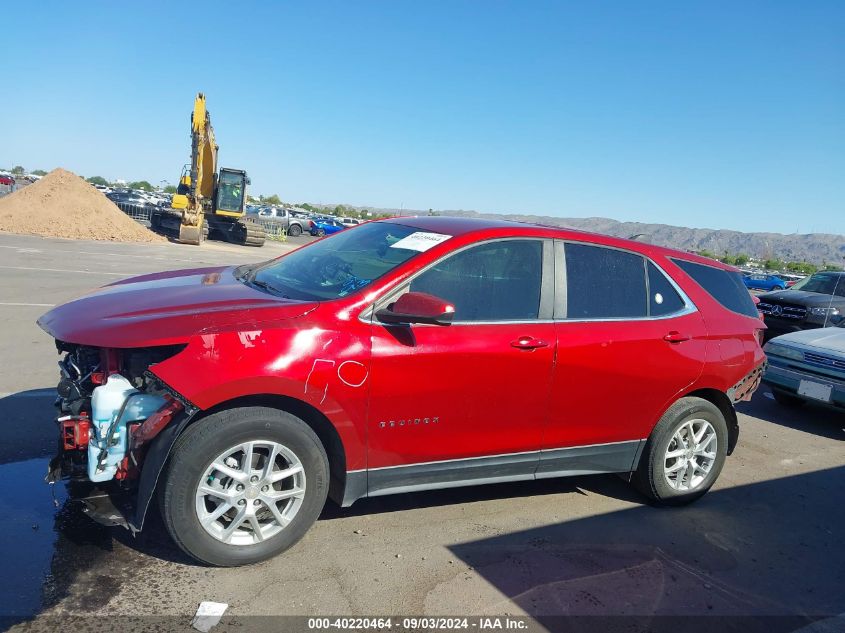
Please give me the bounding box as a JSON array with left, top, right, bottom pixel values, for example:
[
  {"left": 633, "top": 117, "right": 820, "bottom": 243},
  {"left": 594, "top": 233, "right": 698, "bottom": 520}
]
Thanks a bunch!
[
  {"left": 445, "top": 465, "right": 845, "bottom": 629},
  {"left": 738, "top": 389, "right": 844, "bottom": 441},
  {"left": 318, "top": 473, "right": 643, "bottom": 521}
]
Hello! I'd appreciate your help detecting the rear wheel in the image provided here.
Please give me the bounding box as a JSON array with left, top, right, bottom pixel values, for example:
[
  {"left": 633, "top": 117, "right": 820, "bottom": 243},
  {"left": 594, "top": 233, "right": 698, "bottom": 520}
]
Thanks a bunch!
[
  {"left": 160, "top": 407, "right": 329, "bottom": 566},
  {"left": 287, "top": 223, "right": 302, "bottom": 237},
  {"left": 633, "top": 397, "right": 727, "bottom": 505},
  {"left": 772, "top": 389, "right": 806, "bottom": 408}
]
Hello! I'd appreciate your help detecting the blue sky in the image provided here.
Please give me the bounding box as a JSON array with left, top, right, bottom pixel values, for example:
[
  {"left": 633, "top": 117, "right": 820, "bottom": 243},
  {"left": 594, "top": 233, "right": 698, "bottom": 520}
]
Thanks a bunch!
[{"left": 2, "top": 1, "right": 843, "bottom": 234}]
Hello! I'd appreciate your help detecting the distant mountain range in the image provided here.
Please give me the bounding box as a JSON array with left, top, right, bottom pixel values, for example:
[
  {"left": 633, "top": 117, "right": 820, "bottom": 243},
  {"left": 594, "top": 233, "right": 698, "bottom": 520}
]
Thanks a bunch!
[{"left": 315, "top": 204, "right": 844, "bottom": 265}]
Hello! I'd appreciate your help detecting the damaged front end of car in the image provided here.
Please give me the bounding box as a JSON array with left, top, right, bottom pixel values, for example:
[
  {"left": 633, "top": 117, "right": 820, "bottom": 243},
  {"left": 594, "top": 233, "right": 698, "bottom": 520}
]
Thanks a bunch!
[{"left": 47, "top": 340, "right": 197, "bottom": 532}]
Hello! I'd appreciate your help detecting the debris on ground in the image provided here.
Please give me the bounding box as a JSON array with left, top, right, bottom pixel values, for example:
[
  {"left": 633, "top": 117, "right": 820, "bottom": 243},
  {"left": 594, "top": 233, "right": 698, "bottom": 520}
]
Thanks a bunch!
[
  {"left": 0, "top": 168, "right": 165, "bottom": 242},
  {"left": 191, "top": 601, "right": 228, "bottom": 632}
]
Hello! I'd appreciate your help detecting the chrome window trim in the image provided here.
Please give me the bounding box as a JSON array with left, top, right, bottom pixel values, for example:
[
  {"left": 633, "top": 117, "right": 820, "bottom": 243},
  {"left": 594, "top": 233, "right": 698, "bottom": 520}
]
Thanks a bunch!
[
  {"left": 554, "top": 239, "right": 698, "bottom": 322},
  {"left": 360, "top": 236, "right": 554, "bottom": 325},
  {"left": 358, "top": 236, "right": 698, "bottom": 325}
]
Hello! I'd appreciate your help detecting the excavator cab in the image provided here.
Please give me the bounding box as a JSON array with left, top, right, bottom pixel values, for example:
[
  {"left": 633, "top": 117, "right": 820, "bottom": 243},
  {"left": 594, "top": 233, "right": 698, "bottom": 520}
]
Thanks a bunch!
[{"left": 214, "top": 168, "right": 249, "bottom": 217}]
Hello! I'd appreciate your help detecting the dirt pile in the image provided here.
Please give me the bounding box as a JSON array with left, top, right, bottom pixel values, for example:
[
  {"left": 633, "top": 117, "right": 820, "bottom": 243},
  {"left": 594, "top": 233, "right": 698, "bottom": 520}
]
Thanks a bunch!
[{"left": 0, "top": 168, "right": 165, "bottom": 242}]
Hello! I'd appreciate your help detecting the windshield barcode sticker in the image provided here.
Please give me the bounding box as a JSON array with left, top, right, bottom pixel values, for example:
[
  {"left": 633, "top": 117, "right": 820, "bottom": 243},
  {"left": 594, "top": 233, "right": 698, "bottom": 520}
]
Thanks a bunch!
[{"left": 389, "top": 232, "right": 452, "bottom": 252}]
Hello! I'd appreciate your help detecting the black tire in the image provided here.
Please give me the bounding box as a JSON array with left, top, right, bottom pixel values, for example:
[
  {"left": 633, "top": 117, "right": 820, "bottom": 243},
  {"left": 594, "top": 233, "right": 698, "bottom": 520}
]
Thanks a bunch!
[
  {"left": 159, "top": 406, "right": 329, "bottom": 566},
  {"left": 772, "top": 389, "right": 806, "bottom": 408},
  {"left": 316, "top": 228, "right": 326, "bottom": 237},
  {"left": 632, "top": 397, "right": 728, "bottom": 506},
  {"left": 287, "top": 223, "right": 302, "bottom": 237}
]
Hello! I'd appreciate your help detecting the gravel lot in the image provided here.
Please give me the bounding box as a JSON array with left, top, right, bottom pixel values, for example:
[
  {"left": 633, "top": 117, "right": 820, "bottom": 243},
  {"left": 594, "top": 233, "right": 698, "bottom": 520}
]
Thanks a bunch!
[{"left": 1, "top": 232, "right": 843, "bottom": 632}]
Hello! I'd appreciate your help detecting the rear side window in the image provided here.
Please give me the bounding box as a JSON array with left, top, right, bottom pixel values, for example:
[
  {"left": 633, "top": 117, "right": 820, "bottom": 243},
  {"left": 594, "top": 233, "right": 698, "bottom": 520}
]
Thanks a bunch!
[
  {"left": 564, "top": 243, "right": 647, "bottom": 318},
  {"left": 672, "top": 259, "right": 758, "bottom": 318},
  {"left": 647, "top": 262, "right": 685, "bottom": 316}
]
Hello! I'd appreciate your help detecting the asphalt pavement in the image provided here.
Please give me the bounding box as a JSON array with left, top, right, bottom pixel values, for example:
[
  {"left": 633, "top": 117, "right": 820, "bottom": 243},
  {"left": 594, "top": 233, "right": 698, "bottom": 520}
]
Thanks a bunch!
[{"left": 0, "top": 232, "right": 843, "bottom": 632}]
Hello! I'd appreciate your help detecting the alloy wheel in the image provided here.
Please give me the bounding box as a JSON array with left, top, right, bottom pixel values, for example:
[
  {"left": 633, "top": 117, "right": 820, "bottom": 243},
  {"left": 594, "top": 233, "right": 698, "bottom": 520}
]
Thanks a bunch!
[
  {"left": 662, "top": 419, "right": 717, "bottom": 491},
  {"left": 195, "top": 440, "right": 306, "bottom": 546}
]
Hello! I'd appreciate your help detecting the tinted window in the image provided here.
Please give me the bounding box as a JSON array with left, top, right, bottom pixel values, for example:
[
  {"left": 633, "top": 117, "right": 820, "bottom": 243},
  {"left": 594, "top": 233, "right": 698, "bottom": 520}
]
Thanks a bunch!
[
  {"left": 672, "top": 259, "right": 758, "bottom": 318},
  {"left": 647, "top": 262, "right": 685, "bottom": 316},
  {"left": 410, "top": 240, "right": 542, "bottom": 321},
  {"left": 564, "top": 243, "right": 647, "bottom": 319},
  {"left": 800, "top": 273, "right": 845, "bottom": 297}
]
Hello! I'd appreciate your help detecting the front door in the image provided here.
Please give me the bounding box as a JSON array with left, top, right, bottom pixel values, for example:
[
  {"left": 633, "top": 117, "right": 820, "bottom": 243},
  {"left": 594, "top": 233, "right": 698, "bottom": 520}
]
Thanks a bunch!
[{"left": 366, "top": 238, "right": 556, "bottom": 495}]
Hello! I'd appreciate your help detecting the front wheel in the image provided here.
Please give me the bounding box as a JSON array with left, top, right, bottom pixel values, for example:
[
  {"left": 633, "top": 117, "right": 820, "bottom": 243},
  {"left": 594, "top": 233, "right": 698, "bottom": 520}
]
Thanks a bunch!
[
  {"left": 159, "top": 407, "right": 329, "bottom": 566},
  {"left": 633, "top": 397, "right": 728, "bottom": 506}
]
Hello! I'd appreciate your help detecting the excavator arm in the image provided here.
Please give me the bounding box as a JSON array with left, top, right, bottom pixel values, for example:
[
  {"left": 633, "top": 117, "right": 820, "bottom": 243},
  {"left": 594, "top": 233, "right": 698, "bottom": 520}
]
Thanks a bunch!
[{"left": 165, "top": 93, "right": 264, "bottom": 247}]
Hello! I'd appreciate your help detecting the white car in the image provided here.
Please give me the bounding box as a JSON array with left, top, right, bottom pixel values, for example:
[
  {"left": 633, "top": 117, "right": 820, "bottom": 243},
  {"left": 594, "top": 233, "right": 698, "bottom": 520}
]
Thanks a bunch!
[
  {"left": 340, "top": 217, "right": 361, "bottom": 228},
  {"left": 762, "top": 323, "right": 845, "bottom": 409}
]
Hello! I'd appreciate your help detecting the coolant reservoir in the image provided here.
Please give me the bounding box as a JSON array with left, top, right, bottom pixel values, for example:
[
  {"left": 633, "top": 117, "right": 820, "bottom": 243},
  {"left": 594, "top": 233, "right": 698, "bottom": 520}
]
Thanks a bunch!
[{"left": 88, "top": 374, "right": 165, "bottom": 482}]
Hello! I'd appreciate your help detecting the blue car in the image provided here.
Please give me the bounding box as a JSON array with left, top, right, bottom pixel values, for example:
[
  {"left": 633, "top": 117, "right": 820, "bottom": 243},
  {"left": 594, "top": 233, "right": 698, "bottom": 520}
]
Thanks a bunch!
[
  {"left": 309, "top": 217, "right": 346, "bottom": 237},
  {"left": 743, "top": 273, "right": 786, "bottom": 291}
]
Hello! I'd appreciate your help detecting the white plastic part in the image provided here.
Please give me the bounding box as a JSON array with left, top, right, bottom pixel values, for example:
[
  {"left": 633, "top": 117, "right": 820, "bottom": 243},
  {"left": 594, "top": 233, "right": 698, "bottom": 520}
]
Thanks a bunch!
[
  {"left": 191, "top": 602, "right": 228, "bottom": 632},
  {"left": 87, "top": 374, "right": 165, "bottom": 482}
]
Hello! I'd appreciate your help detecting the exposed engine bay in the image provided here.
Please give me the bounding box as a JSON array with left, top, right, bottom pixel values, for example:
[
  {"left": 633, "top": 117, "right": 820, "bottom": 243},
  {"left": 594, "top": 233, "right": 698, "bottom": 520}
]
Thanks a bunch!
[{"left": 49, "top": 341, "right": 190, "bottom": 529}]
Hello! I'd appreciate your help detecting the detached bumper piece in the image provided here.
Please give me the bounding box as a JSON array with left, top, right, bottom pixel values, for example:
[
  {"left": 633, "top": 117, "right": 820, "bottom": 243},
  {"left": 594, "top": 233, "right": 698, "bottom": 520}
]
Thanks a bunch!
[
  {"left": 728, "top": 362, "right": 766, "bottom": 403},
  {"left": 78, "top": 490, "right": 135, "bottom": 529}
]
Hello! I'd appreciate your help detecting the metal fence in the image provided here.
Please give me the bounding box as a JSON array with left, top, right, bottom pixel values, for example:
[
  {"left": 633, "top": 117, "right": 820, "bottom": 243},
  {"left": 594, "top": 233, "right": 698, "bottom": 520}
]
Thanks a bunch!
[
  {"left": 255, "top": 219, "right": 287, "bottom": 242},
  {"left": 114, "top": 202, "right": 155, "bottom": 227}
]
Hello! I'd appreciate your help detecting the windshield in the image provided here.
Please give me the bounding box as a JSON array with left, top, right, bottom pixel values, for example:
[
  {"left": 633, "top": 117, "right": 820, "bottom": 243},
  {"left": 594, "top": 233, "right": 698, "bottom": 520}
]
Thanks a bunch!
[
  {"left": 794, "top": 273, "right": 845, "bottom": 297},
  {"left": 245, "top": 222, "right": 442, "bottom": 301}
]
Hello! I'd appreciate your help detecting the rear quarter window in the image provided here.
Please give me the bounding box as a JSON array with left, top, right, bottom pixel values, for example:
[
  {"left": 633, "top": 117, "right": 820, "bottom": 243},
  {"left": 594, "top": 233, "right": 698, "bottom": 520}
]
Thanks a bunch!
[{"left": 672, "top": 258, "right": 758, "bottom": 318}]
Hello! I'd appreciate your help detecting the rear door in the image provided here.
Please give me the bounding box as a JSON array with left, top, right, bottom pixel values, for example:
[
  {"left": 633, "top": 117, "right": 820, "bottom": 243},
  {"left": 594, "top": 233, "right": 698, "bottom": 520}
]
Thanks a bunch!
[{"left": 541, "top": 241, "right": 708, "bottom": 477}]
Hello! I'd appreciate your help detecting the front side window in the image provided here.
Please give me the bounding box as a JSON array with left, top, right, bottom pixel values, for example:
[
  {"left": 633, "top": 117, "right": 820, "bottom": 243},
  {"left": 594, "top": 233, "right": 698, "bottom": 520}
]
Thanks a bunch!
[
  {"left": 409, "top": 240, "right": 543, "bottom": 322},
  {"left": 244, "top": 222, "right": 432, "bottom": 300},
  {"left": 564, "top": 243, "right": 648, "bottom": 319}
]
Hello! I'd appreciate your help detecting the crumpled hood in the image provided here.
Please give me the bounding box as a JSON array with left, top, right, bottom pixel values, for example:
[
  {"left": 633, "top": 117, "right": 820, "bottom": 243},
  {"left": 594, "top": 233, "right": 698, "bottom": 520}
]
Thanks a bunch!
[
  {"left": 773, "top": 327, "right": 845, "bottom": 355},
  {"left": 37, "top": 266, "right": 316, "bottom": 348}
]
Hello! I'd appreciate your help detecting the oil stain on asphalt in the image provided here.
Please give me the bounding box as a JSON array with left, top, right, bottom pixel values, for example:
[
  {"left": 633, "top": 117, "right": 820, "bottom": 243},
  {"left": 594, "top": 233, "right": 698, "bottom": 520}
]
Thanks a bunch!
[{"left": 0, "top": 457, "right": 119, "bottom": 627}]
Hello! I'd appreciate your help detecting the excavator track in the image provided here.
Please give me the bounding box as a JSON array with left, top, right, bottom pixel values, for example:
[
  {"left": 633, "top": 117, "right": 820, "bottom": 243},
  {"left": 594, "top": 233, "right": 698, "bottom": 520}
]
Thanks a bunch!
[
  {"left": 241, "top": 220, "right": 266, "bottom": 247},
  {"left": 206, "top": 215, "right": 266, "bottom": 247}
]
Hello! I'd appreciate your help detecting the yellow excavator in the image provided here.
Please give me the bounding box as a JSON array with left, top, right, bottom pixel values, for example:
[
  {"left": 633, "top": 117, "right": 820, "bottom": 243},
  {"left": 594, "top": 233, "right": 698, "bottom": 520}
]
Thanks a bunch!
[{"left": 151, "top": 93, "right": 265, "bottom": 247}]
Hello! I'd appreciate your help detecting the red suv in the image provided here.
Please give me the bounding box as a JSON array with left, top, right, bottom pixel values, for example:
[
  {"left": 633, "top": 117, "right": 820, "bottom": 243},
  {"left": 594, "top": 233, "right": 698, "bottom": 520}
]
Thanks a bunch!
[{"left": 38, "top": 217, "right": 765, "bottom": 566}]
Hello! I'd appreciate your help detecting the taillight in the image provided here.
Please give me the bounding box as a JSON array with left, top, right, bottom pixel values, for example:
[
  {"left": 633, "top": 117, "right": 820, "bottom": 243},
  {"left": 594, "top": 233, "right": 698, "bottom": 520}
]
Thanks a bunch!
[
  {"left": 309, "top": 220, "right": 315, "bottom": 228},
  {"left": 755, "top": 328, "right": 765, "bottom": 345}
]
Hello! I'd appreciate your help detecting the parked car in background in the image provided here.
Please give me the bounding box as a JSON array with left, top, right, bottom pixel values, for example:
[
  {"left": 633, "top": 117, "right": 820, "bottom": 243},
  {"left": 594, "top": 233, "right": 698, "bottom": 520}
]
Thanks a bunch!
[
  {"left": 0, "top": 175, "right": 14, "bottom": 186},
  {"left": 757, "top": 271, "right": 845, "bottom": 340},
  {"left": 763, "top": 321, "right": 845, "bottom": 410},
  {"left": 340, "top": 217, "right": 362, "bottom": 228},
  {"left": 781, "top": 274, "right": 805, "bottom": 288},
  {"left": 107, "top": 191, "right": 157, "bottom": 207},
  {"left": 743, "top": 273, "right": 786, "bottom": 291},
  {"left": 250, "top": 207, "right": 310, "bottom": 237},
  {"left": 39, "top": 217, "right": 765, "bottom": 566},
  {"left": 309, "top": 217, "right": 346, "bottom": 236}
]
